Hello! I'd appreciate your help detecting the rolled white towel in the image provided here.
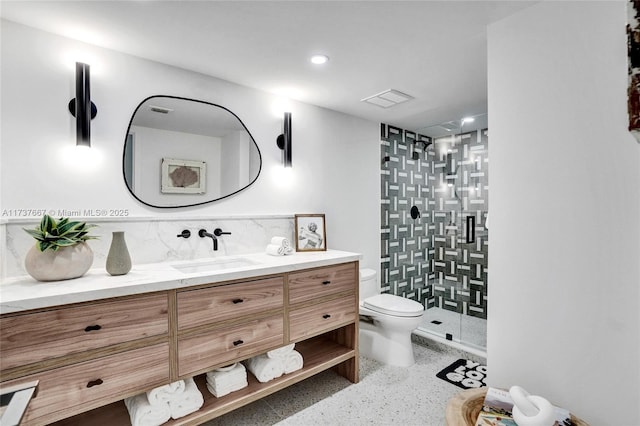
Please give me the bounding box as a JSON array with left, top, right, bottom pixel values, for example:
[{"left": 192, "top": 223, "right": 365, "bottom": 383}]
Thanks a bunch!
[
  {"left": 168, "top": 377, "right": 204, "bottom": 420},
  {"left": 146, "top": 380, "right": 185, "bottom": 406},
  {"left": 244, "top": 355, "right": 284, "bottom": 383},
  {"left": 270, "top": 236, "right": 291, "bottom": 248},
  {"left": 124, "top": 393, "right": 171, "bottom": 426},
  {"left": 266, "top": 243, "right": 286, "bottom": 256},
  {"left": 283, "top": 350, "right": 304, "bottom": 374},
  {"left": 266, "top": 343, "right": 295, "bottom": 359}
]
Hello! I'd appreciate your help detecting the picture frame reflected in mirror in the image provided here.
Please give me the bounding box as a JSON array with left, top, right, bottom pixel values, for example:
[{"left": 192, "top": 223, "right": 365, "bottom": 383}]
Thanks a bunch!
[{"left": 161, "top": 158, "right": 206, "bottom": 194}]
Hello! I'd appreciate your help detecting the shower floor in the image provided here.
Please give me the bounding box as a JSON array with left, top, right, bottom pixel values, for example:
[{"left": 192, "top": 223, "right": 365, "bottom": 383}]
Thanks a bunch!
[{"left": 419, "top": 306, "right": 487, "bottom": 351}]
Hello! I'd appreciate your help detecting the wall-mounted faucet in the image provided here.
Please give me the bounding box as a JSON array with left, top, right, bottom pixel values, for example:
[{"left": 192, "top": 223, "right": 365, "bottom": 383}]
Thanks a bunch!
[
  {"left": 199, "top": 229, "right": 218, "bottom": 250},
  {"left": 199, "top": 228, "right": 231, "bottom": 251},
  {"left": 213, "top": 228, "right": 231, "bottom": 237}
]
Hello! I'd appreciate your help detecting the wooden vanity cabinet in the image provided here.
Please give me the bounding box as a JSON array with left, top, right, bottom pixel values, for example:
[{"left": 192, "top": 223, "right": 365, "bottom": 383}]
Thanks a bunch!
[
  {"left": 12, "top": 344, "right": 169, "bottom": 424},
  {"left": 0, "top": 293, "right": 168, "bottom": 372},
  {"left": 0, "top": 293, "right": 171, "bottom": 425},
  {"left": 0, "top": 260, "right": 359, "bottom": 425}
]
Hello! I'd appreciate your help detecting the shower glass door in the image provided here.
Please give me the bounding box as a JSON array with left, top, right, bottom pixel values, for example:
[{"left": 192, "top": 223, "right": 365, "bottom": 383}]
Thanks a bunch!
[{"left": 418, "top": 114, "right": 488, "bottom": 352}]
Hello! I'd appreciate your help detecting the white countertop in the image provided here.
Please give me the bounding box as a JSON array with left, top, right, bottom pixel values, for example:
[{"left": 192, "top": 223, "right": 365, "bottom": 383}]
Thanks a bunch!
[{"left": 0, "top": 250, "right": 361, "bottom": 314}]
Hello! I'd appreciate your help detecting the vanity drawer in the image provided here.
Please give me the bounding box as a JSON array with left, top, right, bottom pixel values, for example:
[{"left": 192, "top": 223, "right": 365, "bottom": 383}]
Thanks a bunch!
[
  {"left": 178, "top": 315, "right": 284, "bottom": 377},
  {"left": 0, "top": 294, "right": 168, "bottom": 371},
  {"left": 289, "top": 295, "right": 356, "bottom": 341},
  {"left": 17, "top": 343, "right": 169, "bottom": 425},
  {"left": 177, "top": 277, "right": 284, "bottom": 330},
  {"left": 288, "top": 263, "right": 357, "bottom": 305}
]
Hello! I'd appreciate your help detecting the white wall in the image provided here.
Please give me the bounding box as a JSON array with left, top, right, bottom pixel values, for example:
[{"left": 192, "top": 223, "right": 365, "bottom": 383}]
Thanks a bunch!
[
  {"left": 0, "top": 20, "right": 380, "bottom": 271},
  {"left": 488, "top": 2, "right": 640, "bottom": 424}
]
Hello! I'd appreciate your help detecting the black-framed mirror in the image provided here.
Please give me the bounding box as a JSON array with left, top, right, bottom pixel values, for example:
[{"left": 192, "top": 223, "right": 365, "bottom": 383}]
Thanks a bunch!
[{"left": 123, "top": 96, "right": 262, "bottom": 208}]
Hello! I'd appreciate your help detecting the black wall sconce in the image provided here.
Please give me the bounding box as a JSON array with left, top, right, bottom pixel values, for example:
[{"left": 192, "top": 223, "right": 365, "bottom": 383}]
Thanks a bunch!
[
  {"left": 276, "top": 112, "right": 292, "bottom": 167},
  {"left": 68, "top": 62, "right": 97, "bottom": 147}
]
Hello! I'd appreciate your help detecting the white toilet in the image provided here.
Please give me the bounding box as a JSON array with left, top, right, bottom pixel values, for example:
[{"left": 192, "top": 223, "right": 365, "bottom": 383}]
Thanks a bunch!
[{"left": 358, "top": 268, "right": 425, "bottom": 367}]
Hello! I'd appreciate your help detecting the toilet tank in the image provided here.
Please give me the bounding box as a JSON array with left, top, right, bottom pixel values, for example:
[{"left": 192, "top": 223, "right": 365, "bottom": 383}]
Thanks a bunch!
[{"left": 359, "top": 268, "right": 379, "bottom": 301}]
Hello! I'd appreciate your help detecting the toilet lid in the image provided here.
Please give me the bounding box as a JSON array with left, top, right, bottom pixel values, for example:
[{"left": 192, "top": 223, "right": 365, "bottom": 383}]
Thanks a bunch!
[{"left": 363, "top": 294, "right": 424, "bottom": 317}]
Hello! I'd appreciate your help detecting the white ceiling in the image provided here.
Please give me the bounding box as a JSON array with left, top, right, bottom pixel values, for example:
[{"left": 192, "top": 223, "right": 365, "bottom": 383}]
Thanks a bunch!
[{"left": 0, "top": 1, "right": 535, "bottom": 132}]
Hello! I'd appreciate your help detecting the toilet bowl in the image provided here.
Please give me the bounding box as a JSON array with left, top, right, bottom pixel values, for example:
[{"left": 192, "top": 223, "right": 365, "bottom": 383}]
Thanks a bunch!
[{"left": 358, "top": 268, "right": 424, "bottom": 367}]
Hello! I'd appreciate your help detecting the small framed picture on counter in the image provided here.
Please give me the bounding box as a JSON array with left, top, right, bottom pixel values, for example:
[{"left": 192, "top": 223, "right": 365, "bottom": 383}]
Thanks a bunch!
[{"left": 294, "top": 214, "right": 326, "bottom": 252}]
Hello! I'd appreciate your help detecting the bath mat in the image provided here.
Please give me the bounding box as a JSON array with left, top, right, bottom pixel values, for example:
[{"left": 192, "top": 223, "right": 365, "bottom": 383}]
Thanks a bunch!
[{"left": 436, "top": 358, "right": 487, "bottom": 390}]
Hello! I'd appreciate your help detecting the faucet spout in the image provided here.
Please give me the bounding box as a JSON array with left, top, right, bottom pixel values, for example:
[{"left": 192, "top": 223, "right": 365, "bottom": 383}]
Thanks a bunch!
[{"left": 198, "top": 229, "right": 218, "bottom": 251}]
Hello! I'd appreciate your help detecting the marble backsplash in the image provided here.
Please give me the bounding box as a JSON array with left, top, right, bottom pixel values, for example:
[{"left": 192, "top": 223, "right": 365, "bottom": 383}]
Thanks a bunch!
[{"left": 1, "top": 215, "right": 294, "bottom": 280}]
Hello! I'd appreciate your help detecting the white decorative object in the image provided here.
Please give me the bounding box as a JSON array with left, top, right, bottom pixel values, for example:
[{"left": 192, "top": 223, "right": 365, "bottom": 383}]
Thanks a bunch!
[{"left": 509, "top": 386, "right": 556, "bottom": 426}]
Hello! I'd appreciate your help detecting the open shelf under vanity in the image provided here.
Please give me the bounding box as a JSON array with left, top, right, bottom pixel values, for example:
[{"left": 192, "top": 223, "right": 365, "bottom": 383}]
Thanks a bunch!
[{"left": 52, "top": 334, "right": 356, "bottom": 426}]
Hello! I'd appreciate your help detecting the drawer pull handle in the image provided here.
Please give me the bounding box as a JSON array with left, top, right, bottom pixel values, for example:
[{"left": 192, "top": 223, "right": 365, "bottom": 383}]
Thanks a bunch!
[
  {"left": 322, "top": 280, "right": 331, "bottom": 285},
  {"left": 232, "top": 298, "right": 244, "bottom": 304},
  {"left": 233, "top": 339, "right": 244, "bottom": 346},
  {"left": 86, "top": 379, "right": 103, "bottom": 388},
  {"left": 84, "top": 325, "right": 102, "bottom": 332},
  {"left": 322, "top": 314, "right": 331, "bottom": 319}
]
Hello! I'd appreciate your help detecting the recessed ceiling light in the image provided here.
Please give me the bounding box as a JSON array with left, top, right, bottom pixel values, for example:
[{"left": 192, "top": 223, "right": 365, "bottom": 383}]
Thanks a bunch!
[
  {"left": 462, "top": 117, "right": 475, "bottom": 124},
  {"left": 310, "top": 54, "right": 329, "bottom": 65}
]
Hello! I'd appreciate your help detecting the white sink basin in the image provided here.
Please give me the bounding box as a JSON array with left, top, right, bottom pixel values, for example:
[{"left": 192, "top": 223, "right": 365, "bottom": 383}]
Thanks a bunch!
[{"left": 171, "top": 257, "right": 259, "bottom": 273}]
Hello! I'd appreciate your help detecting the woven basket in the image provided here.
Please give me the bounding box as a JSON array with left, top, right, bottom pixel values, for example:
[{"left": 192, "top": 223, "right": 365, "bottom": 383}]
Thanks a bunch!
[{"left": 445, "top": 388, "right": 589, "bottom": 426}]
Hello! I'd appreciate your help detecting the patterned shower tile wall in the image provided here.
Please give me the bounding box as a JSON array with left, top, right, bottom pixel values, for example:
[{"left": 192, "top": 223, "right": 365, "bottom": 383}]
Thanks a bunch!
[
  {"left": 380, "top": 124, "right": 432, "bottom": 302},
  {"left": 380, "top": 123, "right": 489, "bottom": 320}
]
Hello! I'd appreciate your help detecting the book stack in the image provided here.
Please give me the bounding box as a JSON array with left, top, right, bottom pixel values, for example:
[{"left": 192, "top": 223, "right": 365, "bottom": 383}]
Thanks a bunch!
[{"left": 475, "top": 387, "right": 574, "bottom": 426}]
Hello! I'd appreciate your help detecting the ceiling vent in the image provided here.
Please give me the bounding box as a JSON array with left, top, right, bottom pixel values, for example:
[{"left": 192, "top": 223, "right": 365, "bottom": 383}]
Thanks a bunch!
[
  {"left": 440, "top": 121, "right": 459, "bottom": 131},
  {"left": 149, "top": 106, "right": 173, "bottom": 114},
  {"left": 361, "top": 89, "right": 414, "bottom": 108}
]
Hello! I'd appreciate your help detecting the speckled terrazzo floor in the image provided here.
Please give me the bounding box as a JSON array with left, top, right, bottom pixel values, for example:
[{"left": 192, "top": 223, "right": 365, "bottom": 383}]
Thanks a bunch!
[{"left": 202, "top": 337, "right": 486, "bottom": 426}]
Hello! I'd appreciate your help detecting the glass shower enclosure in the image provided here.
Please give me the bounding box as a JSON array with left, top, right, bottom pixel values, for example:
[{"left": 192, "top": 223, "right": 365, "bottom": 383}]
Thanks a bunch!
[
  {"left": 380, "top": 114, "right": 488, "bottom": 353},
  {"left": 418, "top": 114, "right": 488, "bottom": 352}
]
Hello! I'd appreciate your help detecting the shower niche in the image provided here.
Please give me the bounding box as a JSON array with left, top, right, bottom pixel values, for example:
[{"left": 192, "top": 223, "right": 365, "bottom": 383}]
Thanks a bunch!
[{"left": 380, "top": 114, "right": 488, "bottom": 352}]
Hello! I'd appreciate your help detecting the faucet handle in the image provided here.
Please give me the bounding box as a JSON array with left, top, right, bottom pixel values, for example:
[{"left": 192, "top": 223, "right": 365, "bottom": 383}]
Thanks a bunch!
[
  {"left": 177, "top": 230, "right": 191, "bottom": 238},
  {"left": 213, "top": 228, "right": 231, "bottom": 237}
]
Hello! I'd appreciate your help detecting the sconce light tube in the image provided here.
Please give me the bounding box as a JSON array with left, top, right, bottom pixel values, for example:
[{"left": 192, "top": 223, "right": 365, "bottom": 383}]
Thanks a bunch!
[
  {"left": 76, "top": 62, "right": 91, "bottom": 146},
  {"left": 277, "top": 112, "right": 292, "bottom": 167},
  {"left": 68, "top": 62, "right": 97, "bottom": 147}
]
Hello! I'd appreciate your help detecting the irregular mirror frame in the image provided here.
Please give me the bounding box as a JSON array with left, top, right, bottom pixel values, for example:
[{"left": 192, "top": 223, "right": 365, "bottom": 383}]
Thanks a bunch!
[{"left": 124, "top": 96, "right": 262, "bottom": 208}]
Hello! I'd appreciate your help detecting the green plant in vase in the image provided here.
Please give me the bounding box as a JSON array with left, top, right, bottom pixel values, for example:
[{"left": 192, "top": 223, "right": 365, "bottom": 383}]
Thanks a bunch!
[{"left": 23, "top": 215, "right": 98, "bottom": 281}]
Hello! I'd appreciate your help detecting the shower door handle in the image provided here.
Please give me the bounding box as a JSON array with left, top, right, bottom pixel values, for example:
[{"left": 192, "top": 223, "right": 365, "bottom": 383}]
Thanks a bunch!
[{"left": 466, "top": 216, "right": 475, "bottom": 243}]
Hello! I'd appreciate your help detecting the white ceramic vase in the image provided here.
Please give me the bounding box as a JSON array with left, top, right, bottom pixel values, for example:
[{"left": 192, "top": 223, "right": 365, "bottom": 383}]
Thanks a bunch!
[{"left": 24, "top": 242, "right": 94, "bottom": 282}]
